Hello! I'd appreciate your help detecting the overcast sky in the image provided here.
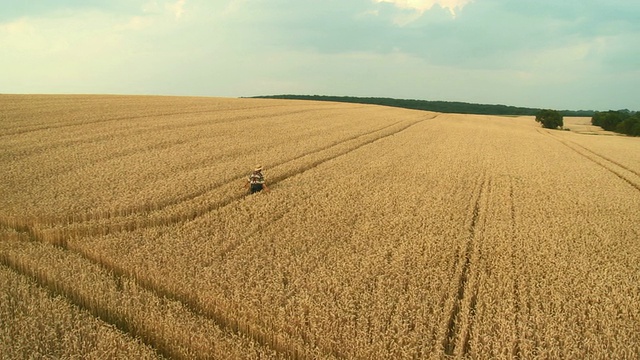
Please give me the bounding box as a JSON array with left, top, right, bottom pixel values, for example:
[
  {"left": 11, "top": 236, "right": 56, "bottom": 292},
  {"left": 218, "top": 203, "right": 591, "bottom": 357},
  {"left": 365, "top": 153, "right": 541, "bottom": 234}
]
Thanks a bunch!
[{"left": 1, "top": 0, "right": 638, "bottom": 110}]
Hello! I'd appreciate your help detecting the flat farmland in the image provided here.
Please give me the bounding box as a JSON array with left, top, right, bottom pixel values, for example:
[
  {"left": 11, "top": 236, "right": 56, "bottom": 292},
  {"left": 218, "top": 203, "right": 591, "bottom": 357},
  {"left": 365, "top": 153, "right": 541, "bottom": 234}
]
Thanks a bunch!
[{"left": 1, "top": 95, "right": 639, "bottom": 359}]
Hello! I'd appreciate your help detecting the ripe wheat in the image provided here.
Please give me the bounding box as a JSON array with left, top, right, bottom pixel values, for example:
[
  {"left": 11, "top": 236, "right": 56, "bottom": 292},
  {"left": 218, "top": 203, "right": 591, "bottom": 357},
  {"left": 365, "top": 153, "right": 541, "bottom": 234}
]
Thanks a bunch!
[{"left": 1, "top": 95, "right": 639, "bottom": 359}]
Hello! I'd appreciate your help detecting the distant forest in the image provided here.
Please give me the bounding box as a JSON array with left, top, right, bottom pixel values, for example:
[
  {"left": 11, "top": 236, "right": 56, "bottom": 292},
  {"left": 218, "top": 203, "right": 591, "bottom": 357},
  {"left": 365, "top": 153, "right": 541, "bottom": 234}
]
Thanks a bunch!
[
  {"left": 591, "top": 110, "right": 640, "bottom": 136},
  {"left": 251, "top": 95, "right": 595, "bottom": 117}
]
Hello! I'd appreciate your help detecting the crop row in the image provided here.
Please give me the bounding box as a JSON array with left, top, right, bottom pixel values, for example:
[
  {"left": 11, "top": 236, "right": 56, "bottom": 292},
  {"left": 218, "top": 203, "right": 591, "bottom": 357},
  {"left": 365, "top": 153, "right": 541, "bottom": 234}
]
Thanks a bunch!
[
  {"left": 0, "top": 226, "right": 287, "bottom": 360},
  {"left": 2, "top": 97, "right": 639, "bottom": 359},
  {"left": 1, "top": 96, "right": 431, "bottom": 227},
  {"left": 0, "top": 258, "right": 160, "bottom": 359}
]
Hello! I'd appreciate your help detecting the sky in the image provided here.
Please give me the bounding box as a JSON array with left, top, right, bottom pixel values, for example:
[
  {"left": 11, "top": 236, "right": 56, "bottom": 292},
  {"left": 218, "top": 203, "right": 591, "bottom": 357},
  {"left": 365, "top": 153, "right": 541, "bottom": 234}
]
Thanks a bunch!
[{"left": 1, "top": 0, "right": 638, "bottom": 111}]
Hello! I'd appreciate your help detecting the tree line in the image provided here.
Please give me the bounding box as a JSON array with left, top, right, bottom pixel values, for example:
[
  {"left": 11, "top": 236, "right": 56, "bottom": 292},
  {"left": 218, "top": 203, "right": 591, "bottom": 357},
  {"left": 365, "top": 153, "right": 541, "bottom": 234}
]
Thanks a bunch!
[
  {"left": 252, "top": 95, "right": 638, "bottom": 136},
  {"left": 251, "top": 95, "right": 595, "bottom": 117},
  {"left": 591, "top": 110, "right": 640, "bottom": 136}
]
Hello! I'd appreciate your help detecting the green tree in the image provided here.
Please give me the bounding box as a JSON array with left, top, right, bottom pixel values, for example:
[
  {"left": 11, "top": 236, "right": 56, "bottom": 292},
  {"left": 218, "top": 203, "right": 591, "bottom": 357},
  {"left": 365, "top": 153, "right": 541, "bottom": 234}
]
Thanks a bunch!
[
  {"left": 592, "top": 110, "right": 628, "bottom": 131},
  {"left": 616, "top": 114, "right": 640, "bottom": 136},
  {"left": 535, "top": 109, "right": 564, "bottom": 129}
]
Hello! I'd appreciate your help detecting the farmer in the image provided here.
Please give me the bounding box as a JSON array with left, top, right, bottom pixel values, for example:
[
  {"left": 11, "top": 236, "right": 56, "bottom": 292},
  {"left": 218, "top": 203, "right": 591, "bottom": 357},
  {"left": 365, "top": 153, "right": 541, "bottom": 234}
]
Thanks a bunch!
[{"left": 246, "top": 165, "right": 269, "bottom": 194}]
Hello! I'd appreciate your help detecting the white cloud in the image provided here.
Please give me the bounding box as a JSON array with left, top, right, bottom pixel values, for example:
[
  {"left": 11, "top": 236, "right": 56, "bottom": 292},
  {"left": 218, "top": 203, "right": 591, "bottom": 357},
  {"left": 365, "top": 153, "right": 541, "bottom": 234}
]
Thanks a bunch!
[
  {"left": 374, "top": 0, "right": 473, "bottom": 18},
  {"left": 167, "top": 0, "right": 187, "bottom": 19},
  {"left": 0, "top": 2, "right": 194, "bottom": 95}
]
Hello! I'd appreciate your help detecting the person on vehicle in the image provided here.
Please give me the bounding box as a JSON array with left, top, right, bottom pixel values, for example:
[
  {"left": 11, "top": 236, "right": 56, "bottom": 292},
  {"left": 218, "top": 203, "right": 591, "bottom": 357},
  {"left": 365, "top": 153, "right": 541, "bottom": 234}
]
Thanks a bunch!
[{"left": 246, "top": 165, "right": 269, "bottom": 194}]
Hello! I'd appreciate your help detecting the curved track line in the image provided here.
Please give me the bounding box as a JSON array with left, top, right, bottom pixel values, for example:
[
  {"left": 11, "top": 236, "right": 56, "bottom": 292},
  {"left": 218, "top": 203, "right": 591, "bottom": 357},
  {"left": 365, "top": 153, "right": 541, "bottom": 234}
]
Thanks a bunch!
[
  {"left": 1, "top": 115, "right": 434, "bottom": 360},
  {"left": 540, "top": 129, "right": 640, "bottom": 192},
  {"left": 0, "top": 256, "right": 171, "bottom": 360},
  {"left": 1, "top": 109, "right": 220, "bottom": 137},
  {"left": 0, "top": 224, "right": 323, "bottom": 360},
  {"left": 1, "top": 116, "right": 437, "bottom": 244},
  {"left": 2, "top": 103, "right": 367, "bottom": 138},
  {"left": 2, "top": 106, "right": 349, "bottom": 161}
]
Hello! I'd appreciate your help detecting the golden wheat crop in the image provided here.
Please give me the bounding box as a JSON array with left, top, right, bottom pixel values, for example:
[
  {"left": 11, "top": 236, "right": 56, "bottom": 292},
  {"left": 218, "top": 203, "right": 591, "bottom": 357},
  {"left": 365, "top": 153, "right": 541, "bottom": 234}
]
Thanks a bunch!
[
  {"left": 0, "top": 243, "right": 161, "bottom": 359},
  {"left": 1, "top": 95, "right": 639, "bottom": 359}
]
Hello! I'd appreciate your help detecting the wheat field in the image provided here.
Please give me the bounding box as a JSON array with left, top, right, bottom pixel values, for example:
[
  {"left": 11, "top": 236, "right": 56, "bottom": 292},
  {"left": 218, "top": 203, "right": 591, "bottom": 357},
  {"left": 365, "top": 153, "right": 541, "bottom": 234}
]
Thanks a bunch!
[{"left": 1, "top": 95, "right": 639, "bottom": 359}]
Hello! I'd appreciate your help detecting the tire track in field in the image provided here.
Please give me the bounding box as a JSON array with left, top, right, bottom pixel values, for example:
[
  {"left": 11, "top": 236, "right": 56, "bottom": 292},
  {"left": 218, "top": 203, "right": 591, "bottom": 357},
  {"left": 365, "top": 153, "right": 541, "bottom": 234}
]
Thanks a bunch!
[
  {"left": 1, "top": 103, "right": 363, "bottom": 138},
  {"left": 444, "top": 171, "right": 486, "bottom": 357},
  {"left": 0, "top": 252, "right": 171, "bottom": 360},
  {"left": 508, "top": 177, "right": 523, "bottom": 360},
  {"left": 3, "top": 105, "right": 347, "bottom": 159},
  {"left": 2, "top": 117, "right": 404, "bottom": 227},
  {"left": 5, "top": 106, "right": 356, "bottom": 203},
  {"left": 1, "top": 104, "right": 276, "bottom": 137},
  {"left": 36, "top": 116, "right": 418, "bottom": 225},
  {"left": 3, "top": 115, "right": 206, "bottom": 160},
  {"left": 1, "top": 108, "right": 222, "bottom": 137},
  {"left": 0, "top": 224, "right": 323, "bottom": 360},
  {"left": 2, "top": 115, "right": 437, "bottom": 246},
  {"left": 540, "top": 129, "right": 640, "bottom": 192},
  {"left": 3, "top": 107, "right": 347, "bottom": 211},
  {"left": 1, "top": 115, "right": 435, "bottom": 360}
]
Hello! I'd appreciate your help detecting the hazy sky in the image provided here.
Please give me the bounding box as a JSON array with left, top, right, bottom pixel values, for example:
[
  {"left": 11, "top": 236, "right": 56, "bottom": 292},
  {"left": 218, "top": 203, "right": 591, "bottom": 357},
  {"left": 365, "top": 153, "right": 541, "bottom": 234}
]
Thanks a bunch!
[{"left": 1, "top": 0, "right": 638, "bottom": 110}]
